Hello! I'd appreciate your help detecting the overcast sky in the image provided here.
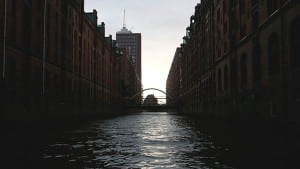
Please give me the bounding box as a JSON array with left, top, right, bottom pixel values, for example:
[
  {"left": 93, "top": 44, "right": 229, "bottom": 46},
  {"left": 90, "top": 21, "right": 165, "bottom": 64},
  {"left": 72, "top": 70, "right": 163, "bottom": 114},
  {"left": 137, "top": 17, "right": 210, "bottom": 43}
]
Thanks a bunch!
[{"left": 85, "top": 0, "right": 200, "bottom": 98}]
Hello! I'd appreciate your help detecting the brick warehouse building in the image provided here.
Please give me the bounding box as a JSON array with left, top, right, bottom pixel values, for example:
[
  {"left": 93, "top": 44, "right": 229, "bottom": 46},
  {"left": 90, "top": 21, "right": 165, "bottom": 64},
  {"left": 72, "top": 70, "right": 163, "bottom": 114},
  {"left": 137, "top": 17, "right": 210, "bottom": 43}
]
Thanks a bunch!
[
  {"left": 0, "top": 0, "right": 141, "bottom": 122},
  {"left": 166, "top": 0, "right": 300, "bottom": 122}
]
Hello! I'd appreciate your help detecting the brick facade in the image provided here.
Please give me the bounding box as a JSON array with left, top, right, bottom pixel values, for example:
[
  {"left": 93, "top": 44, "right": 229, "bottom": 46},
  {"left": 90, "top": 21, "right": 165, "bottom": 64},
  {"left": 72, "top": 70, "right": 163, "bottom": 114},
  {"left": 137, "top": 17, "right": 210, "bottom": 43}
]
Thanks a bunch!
[
  {"left": 167, "top": 0, "right": 300, "bottom": 122},
  {"left": 0, "top": 0, "right": 140, "bottom": 121}
]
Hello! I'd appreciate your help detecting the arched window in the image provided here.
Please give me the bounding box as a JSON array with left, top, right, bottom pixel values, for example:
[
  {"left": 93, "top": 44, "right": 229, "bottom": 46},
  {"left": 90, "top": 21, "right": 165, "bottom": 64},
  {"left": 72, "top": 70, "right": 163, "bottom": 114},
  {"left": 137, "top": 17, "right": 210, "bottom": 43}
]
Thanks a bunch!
[
  {"left": 291, "top": 17, "right": 300, "bottom": 70},
  {"left": 231, "top": 57, "right": 237, "bottom": 89},
  {"left": 241, "top": 54, "right": 247, "bottom": 88},
  {"left": 8, "top": 57, "right": 16, "bottom": 81},
  {"left": 268, "top": 33, "right": 280, "bottom": 76},
  {"left": 252, "top": 41, "right": 261, "bottom": 82},
  {"left": 218, "top": 69, "right": 222, "bottom": 93},
  {"left": 224, "top": 64, "right": 229, "bottom": 91},
  {"left": 23, "top": 0, "right": 32, "bottom": 49}
]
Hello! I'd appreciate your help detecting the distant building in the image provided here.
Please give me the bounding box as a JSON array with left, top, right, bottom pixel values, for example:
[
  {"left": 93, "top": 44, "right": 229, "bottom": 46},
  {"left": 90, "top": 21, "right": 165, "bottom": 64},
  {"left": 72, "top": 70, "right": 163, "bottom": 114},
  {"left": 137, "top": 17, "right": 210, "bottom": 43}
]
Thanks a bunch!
[
  {"left": 116, "top": 16, "right": 142, "bottom": 82},
  {"left": 143, "top": 94, "right": 158, "bottom": 106}
]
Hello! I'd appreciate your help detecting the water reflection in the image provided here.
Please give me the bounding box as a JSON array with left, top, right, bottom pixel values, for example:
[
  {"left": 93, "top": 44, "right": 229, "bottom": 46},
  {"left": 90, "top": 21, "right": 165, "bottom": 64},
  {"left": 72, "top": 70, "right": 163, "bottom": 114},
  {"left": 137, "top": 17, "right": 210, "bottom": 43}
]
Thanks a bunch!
[{"left": 43, "top": 112, "right": 234, "bottom": 168}]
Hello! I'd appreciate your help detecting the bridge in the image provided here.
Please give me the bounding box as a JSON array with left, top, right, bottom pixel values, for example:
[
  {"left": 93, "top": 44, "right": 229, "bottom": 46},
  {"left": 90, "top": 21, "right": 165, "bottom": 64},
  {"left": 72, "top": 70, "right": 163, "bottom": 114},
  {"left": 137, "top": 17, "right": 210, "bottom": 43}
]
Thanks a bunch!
[
  {"left": 125, "top": 88, "right": 179, "bottom": 111},
  {"left": 126, "top": 104, "right": 178, "bottom": 111}
]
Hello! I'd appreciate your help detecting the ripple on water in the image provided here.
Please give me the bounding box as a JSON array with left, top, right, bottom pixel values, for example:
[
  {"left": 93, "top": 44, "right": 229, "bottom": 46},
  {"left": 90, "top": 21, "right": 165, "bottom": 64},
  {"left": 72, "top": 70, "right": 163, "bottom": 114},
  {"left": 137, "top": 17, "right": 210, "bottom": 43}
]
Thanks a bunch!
[{"left": 42, "top": 112, "right": 235, "bottom": 168}]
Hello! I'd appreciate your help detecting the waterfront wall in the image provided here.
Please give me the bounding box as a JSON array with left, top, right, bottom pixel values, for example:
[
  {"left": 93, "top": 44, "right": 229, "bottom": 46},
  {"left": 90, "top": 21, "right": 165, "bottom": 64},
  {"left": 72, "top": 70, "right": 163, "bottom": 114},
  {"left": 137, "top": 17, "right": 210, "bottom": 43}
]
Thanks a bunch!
[
  {"left": 166, "top": 0, "right": 300, "bottom": 122},
  {"left": 0, "top": 0, "right": 141, "bottom": 122}
]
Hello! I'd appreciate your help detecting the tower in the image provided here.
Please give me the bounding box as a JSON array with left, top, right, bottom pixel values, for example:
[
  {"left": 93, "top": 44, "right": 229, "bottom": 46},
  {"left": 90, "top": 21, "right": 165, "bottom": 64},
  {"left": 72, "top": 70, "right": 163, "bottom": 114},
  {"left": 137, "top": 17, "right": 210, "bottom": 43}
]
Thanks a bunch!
[{"left": 116, "top": 10, "right": 142, "bottom": 82}]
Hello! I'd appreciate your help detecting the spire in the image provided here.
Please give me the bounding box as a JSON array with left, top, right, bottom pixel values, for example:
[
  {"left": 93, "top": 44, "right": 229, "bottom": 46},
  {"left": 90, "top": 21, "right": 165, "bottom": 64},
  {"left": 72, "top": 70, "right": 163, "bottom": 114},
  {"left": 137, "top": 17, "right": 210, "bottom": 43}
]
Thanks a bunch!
[
  {"left": 117, "top": 9, "right": 131, "bottom": 34},
  {"left": 123, "top": 9, "right": 126, "bottom": 28}
]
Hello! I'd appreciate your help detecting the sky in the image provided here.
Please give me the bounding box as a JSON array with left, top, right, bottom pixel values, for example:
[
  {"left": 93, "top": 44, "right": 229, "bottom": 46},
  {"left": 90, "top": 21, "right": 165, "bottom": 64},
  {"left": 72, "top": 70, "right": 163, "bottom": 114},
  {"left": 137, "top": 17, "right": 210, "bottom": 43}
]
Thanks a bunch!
[{"left": 85, "top": 0, "right": 200, "bottom": 98}]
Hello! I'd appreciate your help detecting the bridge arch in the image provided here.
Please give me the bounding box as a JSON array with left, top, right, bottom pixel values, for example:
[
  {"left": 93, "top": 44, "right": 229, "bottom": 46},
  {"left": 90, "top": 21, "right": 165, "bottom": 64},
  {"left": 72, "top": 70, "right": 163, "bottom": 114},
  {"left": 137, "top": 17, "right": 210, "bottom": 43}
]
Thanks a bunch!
[{"left": 129, "top": 88, "right": 173, "bottom": 101}]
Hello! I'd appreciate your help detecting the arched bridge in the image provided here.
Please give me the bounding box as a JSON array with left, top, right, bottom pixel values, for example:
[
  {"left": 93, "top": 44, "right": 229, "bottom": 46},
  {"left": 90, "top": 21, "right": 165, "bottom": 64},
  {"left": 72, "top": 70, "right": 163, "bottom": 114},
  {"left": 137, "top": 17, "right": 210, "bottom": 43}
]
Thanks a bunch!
[{"left": 126, "top": 88, "right": 179, "bottom": 111}]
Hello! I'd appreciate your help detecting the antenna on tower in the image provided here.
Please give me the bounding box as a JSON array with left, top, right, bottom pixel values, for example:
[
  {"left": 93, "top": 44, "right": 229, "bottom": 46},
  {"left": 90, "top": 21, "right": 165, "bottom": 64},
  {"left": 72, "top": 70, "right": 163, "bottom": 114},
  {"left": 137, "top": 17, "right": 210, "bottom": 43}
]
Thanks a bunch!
[{"left": 123, "top": 9, "right": 126, "bottom": 28}]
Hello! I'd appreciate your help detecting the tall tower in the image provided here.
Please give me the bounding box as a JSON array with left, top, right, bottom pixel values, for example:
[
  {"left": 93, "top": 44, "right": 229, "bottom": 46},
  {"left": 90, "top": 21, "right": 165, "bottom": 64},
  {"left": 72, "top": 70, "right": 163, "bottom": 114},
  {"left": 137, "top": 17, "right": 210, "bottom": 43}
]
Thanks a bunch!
[{"left": 116, "top": 10, "right": 142, "bottom": 82}]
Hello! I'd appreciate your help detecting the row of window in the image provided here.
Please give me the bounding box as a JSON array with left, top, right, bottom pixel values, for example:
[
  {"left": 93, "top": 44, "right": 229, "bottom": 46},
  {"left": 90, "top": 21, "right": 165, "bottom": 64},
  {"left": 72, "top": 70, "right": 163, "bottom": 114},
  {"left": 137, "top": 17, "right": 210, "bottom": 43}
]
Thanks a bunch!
[
  {"left": 217, "top": 17, "right": 300, "bottom": 94},
  {"left": 214, "top": 0, "right": 283, "bottom": 54}
]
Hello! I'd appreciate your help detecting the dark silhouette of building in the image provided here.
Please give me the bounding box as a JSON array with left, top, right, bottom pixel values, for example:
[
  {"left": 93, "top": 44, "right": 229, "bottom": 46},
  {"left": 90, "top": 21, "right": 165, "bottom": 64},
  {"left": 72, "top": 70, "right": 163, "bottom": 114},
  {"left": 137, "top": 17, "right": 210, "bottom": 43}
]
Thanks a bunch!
[
  {"left": 0, "top": 0, "right": 139, "bottom": 122},
  {"left": 166, "top": 48, "right": 181, "bottom": 106},
  {"left": 118, "top": 48, "right": 141, "bottom": 104},
  {"left": 116, "top": 12, "right": 142, "bottom": 83},
  {"left": 116, "top": 12, "right": 142, "bottom": 104},
  {"left": 143, "top": 94, "right": 158, "bottom": 106}
]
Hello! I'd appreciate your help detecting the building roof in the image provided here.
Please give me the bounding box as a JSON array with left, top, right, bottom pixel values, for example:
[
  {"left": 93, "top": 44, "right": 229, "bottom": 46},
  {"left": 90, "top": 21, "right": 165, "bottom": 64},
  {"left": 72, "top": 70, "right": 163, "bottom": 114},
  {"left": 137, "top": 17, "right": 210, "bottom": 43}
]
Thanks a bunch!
[{"left": 117, "top": 26, "right": 132, "bottom": 34}]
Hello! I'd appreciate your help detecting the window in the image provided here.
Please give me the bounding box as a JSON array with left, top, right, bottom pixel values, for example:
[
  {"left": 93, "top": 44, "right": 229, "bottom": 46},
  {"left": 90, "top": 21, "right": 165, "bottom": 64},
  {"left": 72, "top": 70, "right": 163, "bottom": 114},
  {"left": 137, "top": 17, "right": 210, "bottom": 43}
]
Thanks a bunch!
[
  {"left": 47, "top": 5, "right": 51, "bottom": 37},
  {"left": 23, "top": 1, "right": 32, "bottom": 49},
  {"left": 240, "top": 24, "right": 246, "bottom": 38},
  {"left": 241, "top": 54, "right": 247, "bottom": 88},
  {"left": 224, "top": 65, "right": 229, "bottom": 90},
  {"left": 252, "top": 12, "right": 259, "bottom": 30},
  {"left": 11, "top": 0, "right": 17, "bottom": 41},
  {"left": 54, "top": 74, "right": 58, "bottom": 88},
  {"left": 35, "top": 67, "right": 41, "bottom": 89},
  {"left": 45, "top": 71, "right": 50, "bottom": 90},
  {"left": 267, "top": 0, "right": 279, "bottom": 15},
  {"left": 252, "top": 42, "right": 261, "bottom": 82},
  {"left": 268, "top": 33, "right": 280, "bottom": 76},
  {"left": 224, "top": 21, "right": 228, "bottom": 33},
  {"left": 231, "top": 57, "right": 237, "bottom": 89},
  {"left": 290, "top": 17, "right": 300, "bottom": 70},
  {"left": 218, "top": 69, "right": 222, "bottom": 93},
  {"left": 239, "top": 0, "right": 245, "bottom": 15},
  {"left": 217, "top": 8, "right": 220, "bottom": 21},
  {"left": 9, "top": 58, "right": 16, "bottom": 81},
  {"left": 223, "top": 1, "right": 227, "bottom": 13}
]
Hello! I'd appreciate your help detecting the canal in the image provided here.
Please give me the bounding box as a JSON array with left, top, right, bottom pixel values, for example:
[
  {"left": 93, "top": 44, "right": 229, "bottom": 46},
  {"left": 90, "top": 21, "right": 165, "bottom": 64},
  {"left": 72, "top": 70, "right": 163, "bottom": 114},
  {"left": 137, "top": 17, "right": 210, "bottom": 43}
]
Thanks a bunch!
[{"left": 42, "top": 112, "right": 235, "bottom": 168}]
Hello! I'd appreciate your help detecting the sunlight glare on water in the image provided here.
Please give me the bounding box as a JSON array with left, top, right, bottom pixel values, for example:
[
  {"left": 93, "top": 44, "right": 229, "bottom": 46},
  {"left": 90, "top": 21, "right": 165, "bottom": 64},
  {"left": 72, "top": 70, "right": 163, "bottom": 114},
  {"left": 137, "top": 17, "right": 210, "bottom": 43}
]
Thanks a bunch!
[{"left": 43, "top": 112, "right": 234, "bottom": 168}]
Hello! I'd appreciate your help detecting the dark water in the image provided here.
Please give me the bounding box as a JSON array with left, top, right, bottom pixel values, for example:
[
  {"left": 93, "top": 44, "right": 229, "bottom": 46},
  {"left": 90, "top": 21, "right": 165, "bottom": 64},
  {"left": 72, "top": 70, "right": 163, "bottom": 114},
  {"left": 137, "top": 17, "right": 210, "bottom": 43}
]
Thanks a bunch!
[{"left": 42, "top": 112, "right": 234, "bottom": 168}]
